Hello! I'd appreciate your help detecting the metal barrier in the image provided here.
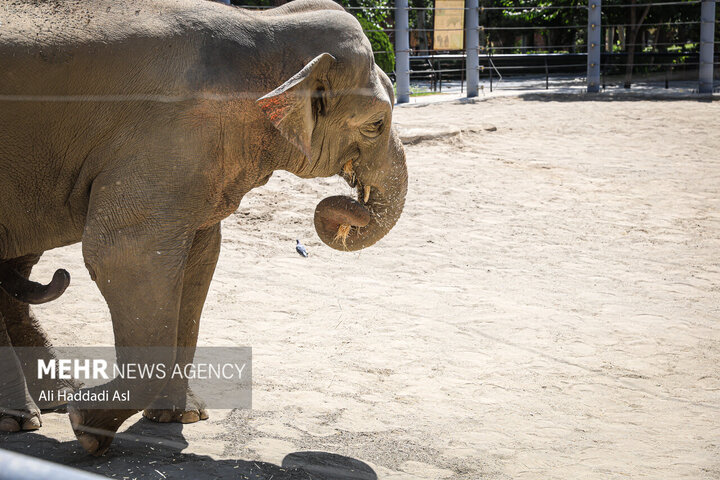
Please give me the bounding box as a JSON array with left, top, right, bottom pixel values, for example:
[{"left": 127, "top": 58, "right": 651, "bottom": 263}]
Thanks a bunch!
[
  {"left": 395, "top": 0, "right": 411, "bottom": 102},
  {"left": 700, "top": 0, "right": 717, "bottom": 92},
  {"left": 381, "top": 0, "right": 718, "bottom": 102},
  {"left": 0, "top": 449, "right": 107, "bottom": 480}
]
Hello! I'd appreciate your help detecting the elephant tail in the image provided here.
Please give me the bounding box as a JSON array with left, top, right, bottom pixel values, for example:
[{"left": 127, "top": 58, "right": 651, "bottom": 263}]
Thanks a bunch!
[{"left": 0, "top": 263, "right": 70, "bottom": 304}]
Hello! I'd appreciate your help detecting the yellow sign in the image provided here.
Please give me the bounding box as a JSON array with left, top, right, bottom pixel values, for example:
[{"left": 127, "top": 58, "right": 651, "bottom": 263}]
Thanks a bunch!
[{"left": 434, "top": 0, "right": 465, "bottom": 51}]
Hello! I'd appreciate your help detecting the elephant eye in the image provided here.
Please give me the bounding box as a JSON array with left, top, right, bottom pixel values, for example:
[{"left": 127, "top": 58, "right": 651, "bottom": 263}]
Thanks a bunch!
[
  {"left": 361, "top": 118, "right": 384, "bottom": 138},
  {"left": 312, "top": 86, "right": 326, "bottom": 119}
]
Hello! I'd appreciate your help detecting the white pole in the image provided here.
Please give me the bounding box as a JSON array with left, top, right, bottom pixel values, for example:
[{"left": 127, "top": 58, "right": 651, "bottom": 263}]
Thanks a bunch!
[
  {"left": 395, "top": 0, "right": 411, "bottom": 104},
  {"left": 587, "top": 0, "right": 602, "bottom": 93},
  {"left": 699, "top": 0, "right": 716, "bottom": 94},
  {"left": 466, "top": 0, "right": 480, "bottom": 97}
]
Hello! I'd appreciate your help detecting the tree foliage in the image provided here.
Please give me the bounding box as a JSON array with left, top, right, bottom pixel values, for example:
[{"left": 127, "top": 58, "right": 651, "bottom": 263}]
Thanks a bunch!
[
  {"left": 479, "top": 0, "right": 707, "bottom": 54},
  {"left": 354, "top": 14, "right": 396, "bottom": 72}
]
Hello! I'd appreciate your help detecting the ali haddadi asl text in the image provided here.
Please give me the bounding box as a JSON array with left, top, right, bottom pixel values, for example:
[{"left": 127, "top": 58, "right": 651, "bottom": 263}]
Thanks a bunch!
[{"left": 38, "top": 388, "right": 129, "bottom": 403}]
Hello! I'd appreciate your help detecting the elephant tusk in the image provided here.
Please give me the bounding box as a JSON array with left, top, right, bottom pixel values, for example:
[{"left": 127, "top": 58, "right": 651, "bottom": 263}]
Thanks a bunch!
[
  {"left": 343, "top": 160, "right": 356, "bottom": 187},
  {"left": 363, "top": 185, "right": 371, "bottom": 204}
]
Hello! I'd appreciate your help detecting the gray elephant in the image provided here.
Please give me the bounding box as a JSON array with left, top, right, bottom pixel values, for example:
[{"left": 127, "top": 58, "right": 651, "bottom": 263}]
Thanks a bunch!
[{"left": 0, "top": 0, "right": 407, "bottom": 455}]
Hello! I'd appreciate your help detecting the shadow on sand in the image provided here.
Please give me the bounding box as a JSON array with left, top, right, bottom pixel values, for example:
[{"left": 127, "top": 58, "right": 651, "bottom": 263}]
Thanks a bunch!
[{"left": 0, "top": 418, "right": 377, "bottom": 480}]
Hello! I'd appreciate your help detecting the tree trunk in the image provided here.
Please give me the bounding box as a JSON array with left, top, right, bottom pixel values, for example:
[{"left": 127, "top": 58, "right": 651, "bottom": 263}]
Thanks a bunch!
[
  {"left": 414, "top": 0, "right": 428, "bottom": 52},
  {"left": 605, "top": 27, "right": 615, "bottom": 52},
  {"left": 547, "top": 30, "right": 556, "bottom": 51},
  {"left": 624, "top": 1, "right": 651, "bottom": 88},
  {"left": 655, "top": 27, "right": 665, "bottom": 53}
]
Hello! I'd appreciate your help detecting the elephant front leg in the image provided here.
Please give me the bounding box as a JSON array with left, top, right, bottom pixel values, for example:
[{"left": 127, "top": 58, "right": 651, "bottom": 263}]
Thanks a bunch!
[
  {"left": 144, "top": 224, "right": 221, "bottom": 424},
  {"left": 69, "top": 213, "right": 194, "bottom": 455}
]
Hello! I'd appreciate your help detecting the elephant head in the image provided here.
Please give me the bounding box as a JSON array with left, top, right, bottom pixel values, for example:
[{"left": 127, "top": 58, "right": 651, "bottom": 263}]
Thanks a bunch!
[{"left": 257, "top": 52, "right": 407, "bottom": 252}]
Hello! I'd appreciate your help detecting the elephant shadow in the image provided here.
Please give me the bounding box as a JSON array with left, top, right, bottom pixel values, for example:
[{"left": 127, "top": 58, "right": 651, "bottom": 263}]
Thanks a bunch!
[{"left": 0, "top": 418, "right": 377, "bottom": 480}]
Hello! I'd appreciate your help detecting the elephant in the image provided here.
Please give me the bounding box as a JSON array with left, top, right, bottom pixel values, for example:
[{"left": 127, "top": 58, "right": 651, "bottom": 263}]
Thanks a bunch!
[{"left": 0, "top": 0, "right": 407, "bottom": 455}]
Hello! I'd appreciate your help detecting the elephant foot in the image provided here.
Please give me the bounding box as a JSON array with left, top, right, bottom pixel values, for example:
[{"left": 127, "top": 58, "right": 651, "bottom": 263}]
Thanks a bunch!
[
  {"left": 143, "top": 386, "right": 208, "bottom": 424},
  {"left": 0, "top": 409, "right": 41, "bottom": 432},
  {"left": 0, "top": 390, "right": 42, "bottom": 433},
  {"left": 68, "top": 405, "right": 130, "bottom": 456},
  {"left": 143, "top": 407, "right": 208, "bottom": 424}
]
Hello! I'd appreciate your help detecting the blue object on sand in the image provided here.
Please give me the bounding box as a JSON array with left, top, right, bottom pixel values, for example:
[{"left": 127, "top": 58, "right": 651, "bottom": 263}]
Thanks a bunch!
[{"left": 296, "top": 239, "right": 308, "bottom": 257}]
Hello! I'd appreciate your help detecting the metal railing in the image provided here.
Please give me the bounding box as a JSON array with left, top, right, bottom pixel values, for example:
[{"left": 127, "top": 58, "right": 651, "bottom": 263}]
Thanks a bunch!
[
  {"left": 383, "top": 0, "right": 717, "bottom": 101},
  {"left": 0, "top": 449, "right": 106, "bottom": 480}
]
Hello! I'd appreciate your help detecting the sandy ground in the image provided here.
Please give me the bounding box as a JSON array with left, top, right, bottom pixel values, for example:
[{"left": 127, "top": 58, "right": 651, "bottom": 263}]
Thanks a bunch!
[{"left": 1, "top": 94, "right": 719, "bottom": 479}]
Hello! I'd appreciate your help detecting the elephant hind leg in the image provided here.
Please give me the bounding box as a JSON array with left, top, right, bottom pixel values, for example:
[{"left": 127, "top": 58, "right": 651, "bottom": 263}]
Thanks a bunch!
[
  {"left": 0, "top": 310, "right": 41, "bottom": 432},
  {"left": 1, "top": 254, "right": 74, "bottom": 409},
  {"left": 0, "top": 254, "right": 48, "bottom": 347}
]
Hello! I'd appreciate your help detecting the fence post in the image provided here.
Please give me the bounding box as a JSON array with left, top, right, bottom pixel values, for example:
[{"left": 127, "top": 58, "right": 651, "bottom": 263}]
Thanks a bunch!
[
  {"left": 587, "top": 0, "right": 602, "bottom": 93},
  {"left": 465, "top": 0, "right": 480, "bottom": 97},
  {"left": 395, "top": 0, "right": 411, "bottom": 104},
  {"left": 699, "top": 0, "right": 716, "bottom": 94}
]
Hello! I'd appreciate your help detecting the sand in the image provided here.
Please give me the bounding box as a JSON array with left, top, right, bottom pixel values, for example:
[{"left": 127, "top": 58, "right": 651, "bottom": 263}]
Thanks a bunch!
[{"left": 1, "top": 94, "right": 719, "bottom": 479}]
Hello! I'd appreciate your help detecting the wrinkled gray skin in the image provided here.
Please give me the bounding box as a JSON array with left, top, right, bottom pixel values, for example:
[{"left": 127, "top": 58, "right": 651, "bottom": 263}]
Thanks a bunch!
[{"left": 0, "top": 0, "right": 407, "bottom": 455}]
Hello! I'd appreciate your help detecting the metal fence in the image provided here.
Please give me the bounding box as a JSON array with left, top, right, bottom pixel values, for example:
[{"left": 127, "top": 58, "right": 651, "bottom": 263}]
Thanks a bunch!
[
  {"left": 359, "top": 0, "right": 718, "bottom": 101},
  {"left": 0, "top": 449, "right": 106, "bottom": 480}
]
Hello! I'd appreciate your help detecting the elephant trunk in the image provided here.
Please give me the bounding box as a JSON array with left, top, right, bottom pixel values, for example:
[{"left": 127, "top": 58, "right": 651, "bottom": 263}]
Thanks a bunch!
[
  {"left": 314, "top": 132, "right": 407, "bottom": 251},
  {"left": 0, "top": 264, "right": 70, "bottom": 304}
]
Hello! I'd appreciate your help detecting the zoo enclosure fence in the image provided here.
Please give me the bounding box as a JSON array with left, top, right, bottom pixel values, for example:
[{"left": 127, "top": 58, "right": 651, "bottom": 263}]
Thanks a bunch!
[{"left": 356, "top": 0, "right": 718, "bottom": 101}]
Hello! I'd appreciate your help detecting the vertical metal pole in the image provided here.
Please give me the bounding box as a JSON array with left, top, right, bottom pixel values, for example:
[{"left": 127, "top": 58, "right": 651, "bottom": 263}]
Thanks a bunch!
[
  {"left": 395, "top": 0, "right": 411, "bottom": 103},
  {"left": 439, "top": 61, "right": 443, "bottom": 92},
  {"left": 466, "top": 0, "right": 480, "bottom": 97},
  {"left": 587, "top": 0, "right": 602, "bottom": 93},
  {"left": 699, "top": 0, "right": 716, "bottom": 94}
]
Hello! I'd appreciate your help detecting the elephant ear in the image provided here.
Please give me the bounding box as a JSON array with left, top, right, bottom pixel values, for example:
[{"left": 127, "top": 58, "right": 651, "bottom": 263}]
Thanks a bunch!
[{"left": 257, "top": 53, "right": 336, "bottom": 160}]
